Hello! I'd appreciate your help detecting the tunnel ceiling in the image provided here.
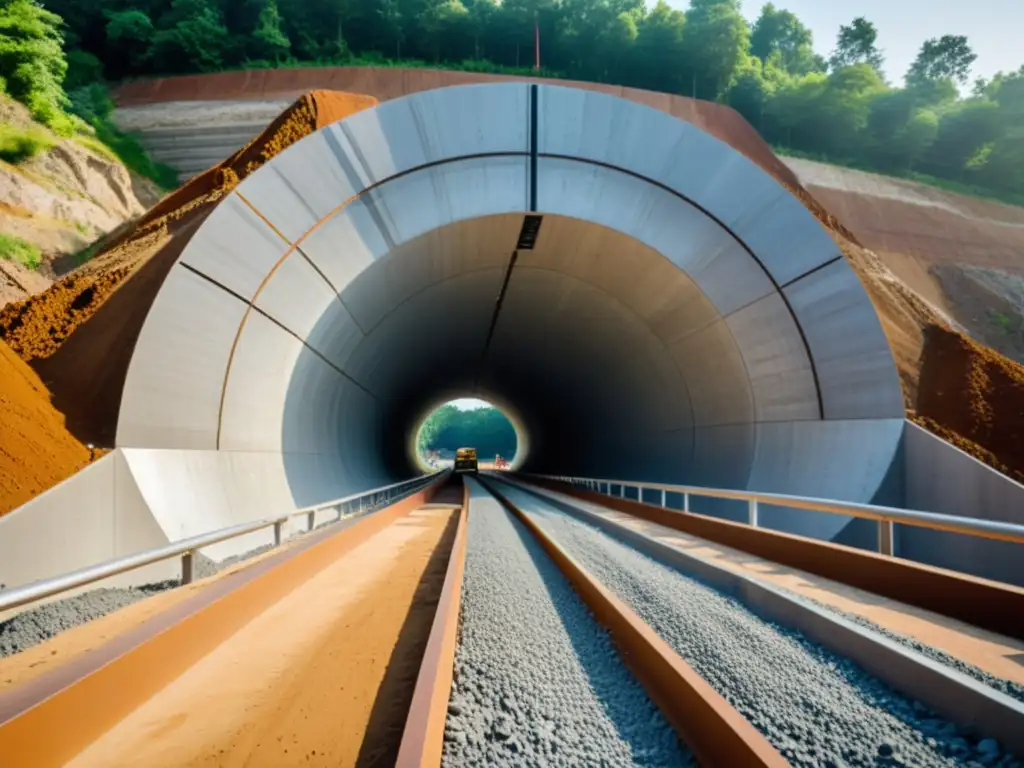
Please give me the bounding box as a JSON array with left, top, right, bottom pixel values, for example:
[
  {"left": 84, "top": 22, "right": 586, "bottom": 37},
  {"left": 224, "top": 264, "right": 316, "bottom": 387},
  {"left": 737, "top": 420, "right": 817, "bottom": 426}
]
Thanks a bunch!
[{"left": 117, "top": 83, "right": 905, "bottom": 515}]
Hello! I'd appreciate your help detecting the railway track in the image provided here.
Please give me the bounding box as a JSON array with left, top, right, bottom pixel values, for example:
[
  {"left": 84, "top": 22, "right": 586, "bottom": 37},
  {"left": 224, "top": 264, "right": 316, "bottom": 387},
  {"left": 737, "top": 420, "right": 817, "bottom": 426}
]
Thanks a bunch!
[
  {"left": 2, "top": 473, "right": 1021, "bottom": 767},
  {"left": 477, "top": 476, "right": 1024, "bottom": 768}
]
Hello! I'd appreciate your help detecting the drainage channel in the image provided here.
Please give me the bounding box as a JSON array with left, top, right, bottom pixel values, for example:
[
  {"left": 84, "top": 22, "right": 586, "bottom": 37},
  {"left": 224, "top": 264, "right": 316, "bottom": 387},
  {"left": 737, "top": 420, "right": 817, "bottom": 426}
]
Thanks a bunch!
[{"left": 488, "top": 476, "right": 1024, "bottom": 768}]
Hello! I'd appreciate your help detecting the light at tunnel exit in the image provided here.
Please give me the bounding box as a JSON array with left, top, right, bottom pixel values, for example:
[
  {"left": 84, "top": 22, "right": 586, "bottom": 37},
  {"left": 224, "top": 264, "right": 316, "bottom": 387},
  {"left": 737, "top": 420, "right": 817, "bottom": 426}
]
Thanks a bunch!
[{"left": 415, "top": 399, "right": 519, "bottom": 470}]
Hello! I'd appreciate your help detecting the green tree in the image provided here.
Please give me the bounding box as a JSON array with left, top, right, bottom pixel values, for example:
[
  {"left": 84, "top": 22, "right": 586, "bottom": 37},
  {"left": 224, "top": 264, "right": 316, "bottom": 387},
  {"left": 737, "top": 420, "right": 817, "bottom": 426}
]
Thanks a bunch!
[
  {"left": 829, "top": 17, "right": 883, "bottom": 75},
  {"left": 725, "top": 53, "right": 788, "bottom": 134},
  {"left": 906, "top": 35, "right": 976, "bottom": 87},
  {"left": 376, "top": 0, "right": 405, "bottom": 58},
  {"left": 749, "top": 3, "right": 822, "bottom": 76},
  {"left": 979, "top": 69, "right": 1024, "bottom": 193},
  {"left": 463, "top": 0, "right": 496, "bottom": 59},
  {"left": 682, "top": 0, "right": 749, "bottom": 99},
  {"left": 905, "top": 35, "right": 974, "bottom": 106},
  {"left": 897, "top": 108, "right": 940, "bottom": 168},
  {"left": 63, "top": 49, "right": 103, "bottom": 90},
  {"left": 417, "top": 404, "right": 517, "bottom": 458},
  {"left": 0, "top": 0, "right": 72, "bottom": 133},
  {"left": 251, "top": 0, "right": 291, "bottom": 62},
  {"left": 920, "top": 99, "right": 1004, "bottom": 180},
  {"left": 627, "top": 1, "right": 686, "bottom": 93},
  {"left": 105, "top": 10, "right": 155, "bottom": 71},
  {"left": 419, "top": 0, "right": 469, "bottom": 62},
  {"left": 149, "top": 0, "right": 230, "bottom": 73}
]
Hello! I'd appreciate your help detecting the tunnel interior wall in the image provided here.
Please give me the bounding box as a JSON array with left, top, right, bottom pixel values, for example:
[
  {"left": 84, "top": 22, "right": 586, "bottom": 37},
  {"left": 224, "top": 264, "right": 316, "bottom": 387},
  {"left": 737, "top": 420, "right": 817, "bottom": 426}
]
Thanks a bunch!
[{"left": 114, "top": 83, "right": 905, "bottom": 543}]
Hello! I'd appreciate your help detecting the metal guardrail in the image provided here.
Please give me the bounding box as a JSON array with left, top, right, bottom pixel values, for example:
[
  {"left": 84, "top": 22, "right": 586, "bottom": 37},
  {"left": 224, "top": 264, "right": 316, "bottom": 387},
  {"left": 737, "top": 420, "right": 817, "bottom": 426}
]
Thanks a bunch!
[
  {"left": 0, "top": 471, "right": 445, "bottom": 614},
  {"left": 527, "top": 473, "right": 1024, "bottom": 556}
]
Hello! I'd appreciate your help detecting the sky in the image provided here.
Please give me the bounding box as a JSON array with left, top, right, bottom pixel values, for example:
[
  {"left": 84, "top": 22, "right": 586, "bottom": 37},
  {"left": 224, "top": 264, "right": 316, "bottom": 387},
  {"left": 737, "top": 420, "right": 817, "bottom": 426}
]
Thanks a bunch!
[
  {"left": 662, "top": 0, "right": 1022, "bottom": 87},
  {"left": 448, "top": 398, "right": 493, "bottom": 410}
]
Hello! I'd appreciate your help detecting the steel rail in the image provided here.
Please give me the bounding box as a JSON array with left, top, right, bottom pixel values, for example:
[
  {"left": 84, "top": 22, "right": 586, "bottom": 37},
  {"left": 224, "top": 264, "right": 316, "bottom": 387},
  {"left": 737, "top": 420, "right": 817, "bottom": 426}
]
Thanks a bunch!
[
  {"left": 500, "top": 476, "right": 1024, "bottom": 759},
  {"left": 526, "top": 473, "right": 1024, "bottom": 553},
  {"left": 0, "top": 471, "right": 445, "bottom": 614},
  {"left": 395, "top": 484, "right": 469, "bottom": 767},
  {"left": 482, "top": 478, "right": 788, "bottom": 767}
]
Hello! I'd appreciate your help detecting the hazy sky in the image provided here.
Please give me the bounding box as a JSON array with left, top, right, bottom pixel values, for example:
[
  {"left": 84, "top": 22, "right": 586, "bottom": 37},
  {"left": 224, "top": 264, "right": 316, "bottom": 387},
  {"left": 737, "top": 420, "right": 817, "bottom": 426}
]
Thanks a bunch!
[
  {"left": 449, "top": 398, "right": 492, "bottom": 410},
  {"left": 662, "top": 0, "right": 1022, "bottom": 87}
]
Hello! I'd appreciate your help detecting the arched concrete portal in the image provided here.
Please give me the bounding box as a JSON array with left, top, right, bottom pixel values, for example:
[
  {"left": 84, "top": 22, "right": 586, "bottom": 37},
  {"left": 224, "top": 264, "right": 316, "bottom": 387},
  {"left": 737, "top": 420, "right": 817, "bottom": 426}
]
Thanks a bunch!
[{"left": 117, "top": 83, "right": 905, "bottom": 541}]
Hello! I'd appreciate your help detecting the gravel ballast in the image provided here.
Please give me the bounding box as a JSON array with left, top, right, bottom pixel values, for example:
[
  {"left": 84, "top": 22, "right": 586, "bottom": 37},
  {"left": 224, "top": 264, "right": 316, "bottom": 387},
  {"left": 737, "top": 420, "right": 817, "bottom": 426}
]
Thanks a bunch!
[
  {"left": 495, "top": 481, "right": 1021, "bottom": 768},
  {"left": 442, "top": 480, "right": 691, "bottom": 767}
]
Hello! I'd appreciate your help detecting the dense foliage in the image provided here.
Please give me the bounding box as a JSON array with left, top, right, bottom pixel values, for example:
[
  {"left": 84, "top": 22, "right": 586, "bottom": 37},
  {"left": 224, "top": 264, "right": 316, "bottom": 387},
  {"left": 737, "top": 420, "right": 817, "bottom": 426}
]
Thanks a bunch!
[
  {"left": 418, "top": 404, "right": 517, "bottom": 459},
  {"left": 0, "top": 0, "right": 177, "bottom": 186},
  {"left": 1, "top": 0, "right": 1021, "bottom": 198}
]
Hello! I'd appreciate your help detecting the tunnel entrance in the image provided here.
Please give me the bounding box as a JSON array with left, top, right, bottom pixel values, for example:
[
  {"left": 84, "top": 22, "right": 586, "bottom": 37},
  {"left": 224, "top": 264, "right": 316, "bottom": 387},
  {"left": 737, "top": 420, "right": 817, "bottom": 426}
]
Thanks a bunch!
[
  {"left": 414, "top": 398, "right": 521, "bottom": 471},
  {"left": 115, "top": 82, "right": 905, "bottom": 542}
]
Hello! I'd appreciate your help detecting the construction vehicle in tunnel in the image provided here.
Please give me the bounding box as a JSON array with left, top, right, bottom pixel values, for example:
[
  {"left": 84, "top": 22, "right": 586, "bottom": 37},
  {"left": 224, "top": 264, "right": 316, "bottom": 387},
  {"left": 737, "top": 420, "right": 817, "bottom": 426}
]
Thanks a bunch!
[{"left": 454, "top": 447, "right": 479, "bottom": 474}]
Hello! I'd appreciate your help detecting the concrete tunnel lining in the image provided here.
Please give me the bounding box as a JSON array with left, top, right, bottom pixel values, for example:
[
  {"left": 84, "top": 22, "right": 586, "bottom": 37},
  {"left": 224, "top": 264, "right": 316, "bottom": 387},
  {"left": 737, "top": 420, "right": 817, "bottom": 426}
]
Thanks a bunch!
[{"left": 116, "top": 83, "right": 905, "bottom": 541}]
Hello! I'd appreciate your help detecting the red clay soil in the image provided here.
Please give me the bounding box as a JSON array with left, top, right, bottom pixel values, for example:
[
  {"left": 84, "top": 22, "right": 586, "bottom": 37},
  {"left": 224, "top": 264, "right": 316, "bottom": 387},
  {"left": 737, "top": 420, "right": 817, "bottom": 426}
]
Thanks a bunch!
[
  {"left": 807, "top": 186, "right": 1024, "bottom": 274},
  {"left": 0, "top": 90, "right": 377, "bottom": 451},
  {"left": 0, "top": 339, "right": 90, "bottom": 517},
  {"left": 914, "top": 325, "right": 1024, "bottom": 483}
]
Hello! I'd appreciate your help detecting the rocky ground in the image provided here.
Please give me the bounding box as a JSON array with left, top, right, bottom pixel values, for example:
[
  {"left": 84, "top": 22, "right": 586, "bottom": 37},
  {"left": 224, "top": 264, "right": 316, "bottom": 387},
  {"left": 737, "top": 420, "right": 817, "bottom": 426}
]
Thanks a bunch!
[{"left": 0, "top": 96, "right": 162, "bottom": 308}]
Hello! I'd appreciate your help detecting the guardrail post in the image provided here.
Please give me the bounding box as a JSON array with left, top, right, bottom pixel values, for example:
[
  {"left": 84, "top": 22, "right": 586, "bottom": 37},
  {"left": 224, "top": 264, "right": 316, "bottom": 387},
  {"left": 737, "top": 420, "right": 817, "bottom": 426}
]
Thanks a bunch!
[
  {"left": 181, "top": 550, "right": 195, "bottom": 585},
  {"left": 637, "top": 485, "right": 644, "bottom": 504},
  {"left": 307, "top": 510, "right": 316, "bottom": 532},
  {"left": 660, "top": 489, "right": 667, "bottom": 508},
  {"left": 619, "top": 484, "right": 626, "bottom": 498},
  {"left": 273, "top": 520, "right": 284, "bottom": 547},
  {"left": 683, "top": 492, "right": 689, "bottom": 512},
  {"left": 748, "top": 499, "right": 759, "bottom": 527},
  {"left": 878, "top": 519, "right": 895, "bottom": 556}
]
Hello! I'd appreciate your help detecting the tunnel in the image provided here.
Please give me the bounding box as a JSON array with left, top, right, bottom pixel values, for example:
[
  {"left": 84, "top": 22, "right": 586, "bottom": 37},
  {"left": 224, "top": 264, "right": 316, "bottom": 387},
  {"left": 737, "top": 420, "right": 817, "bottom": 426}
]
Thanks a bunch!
[{"left": 115, "top": 83, "right": 906, "bottom": 543}]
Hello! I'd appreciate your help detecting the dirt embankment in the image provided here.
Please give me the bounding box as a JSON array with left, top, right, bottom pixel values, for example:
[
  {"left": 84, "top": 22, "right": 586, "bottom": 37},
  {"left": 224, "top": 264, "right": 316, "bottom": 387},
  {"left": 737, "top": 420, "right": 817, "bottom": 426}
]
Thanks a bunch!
[
  {"left": 914, "top": 326, "right": 1024, "bottom": 483},
  {"left": 0, "top": 91, "right": 377, "bottom": 515},
  {"left": 0, "top": 339, "right": 90, "bottom": 517},
  {"left": 0, "top": 96, "right": 162, "bottom": 307}
]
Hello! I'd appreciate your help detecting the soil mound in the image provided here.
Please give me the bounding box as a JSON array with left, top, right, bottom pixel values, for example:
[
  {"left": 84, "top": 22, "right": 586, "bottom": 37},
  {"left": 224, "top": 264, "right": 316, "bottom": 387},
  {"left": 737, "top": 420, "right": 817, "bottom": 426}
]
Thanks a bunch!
[
  {"left": 0, "top": 339, "right": 89, "bottom": 517},
  {"left": 0, "top": 90, "right": 377, "bottom": 450},
  {"left": 915, "top": 325, "right": 1024, "bottom": 483}
]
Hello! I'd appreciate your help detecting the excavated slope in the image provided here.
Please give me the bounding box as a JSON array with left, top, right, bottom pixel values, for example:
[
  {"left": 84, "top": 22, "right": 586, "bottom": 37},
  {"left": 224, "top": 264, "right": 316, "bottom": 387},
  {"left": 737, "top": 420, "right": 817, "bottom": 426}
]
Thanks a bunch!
[
  {"left": 2, "top": 71, "right": 1022, "bottom": 514},
  {"left": 0, "top": 90, "right": 377, "bottom": 470},
  {"left": 0, "top": 339, "right": 90, "bottom": 517}
]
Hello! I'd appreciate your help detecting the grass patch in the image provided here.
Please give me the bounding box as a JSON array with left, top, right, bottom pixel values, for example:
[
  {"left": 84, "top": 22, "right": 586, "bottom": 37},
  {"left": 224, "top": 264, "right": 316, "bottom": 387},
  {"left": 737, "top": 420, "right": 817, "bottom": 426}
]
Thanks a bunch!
[
  {"left": 0, "top": 123, "right": 56, "bottom": 164},
  {"left": 0, "top": 233, "right": 42, "bottom": 270}
]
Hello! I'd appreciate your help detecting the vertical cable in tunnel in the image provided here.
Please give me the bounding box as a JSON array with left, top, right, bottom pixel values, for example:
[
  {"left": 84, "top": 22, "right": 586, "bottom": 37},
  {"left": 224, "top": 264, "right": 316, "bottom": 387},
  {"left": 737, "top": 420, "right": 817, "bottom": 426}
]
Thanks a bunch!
[
  {"left": 529, "top": 83, "right": 538, "bottom": 212},
  {"left": 473, "top": 84, "right": 542, "bottom": 390}
]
